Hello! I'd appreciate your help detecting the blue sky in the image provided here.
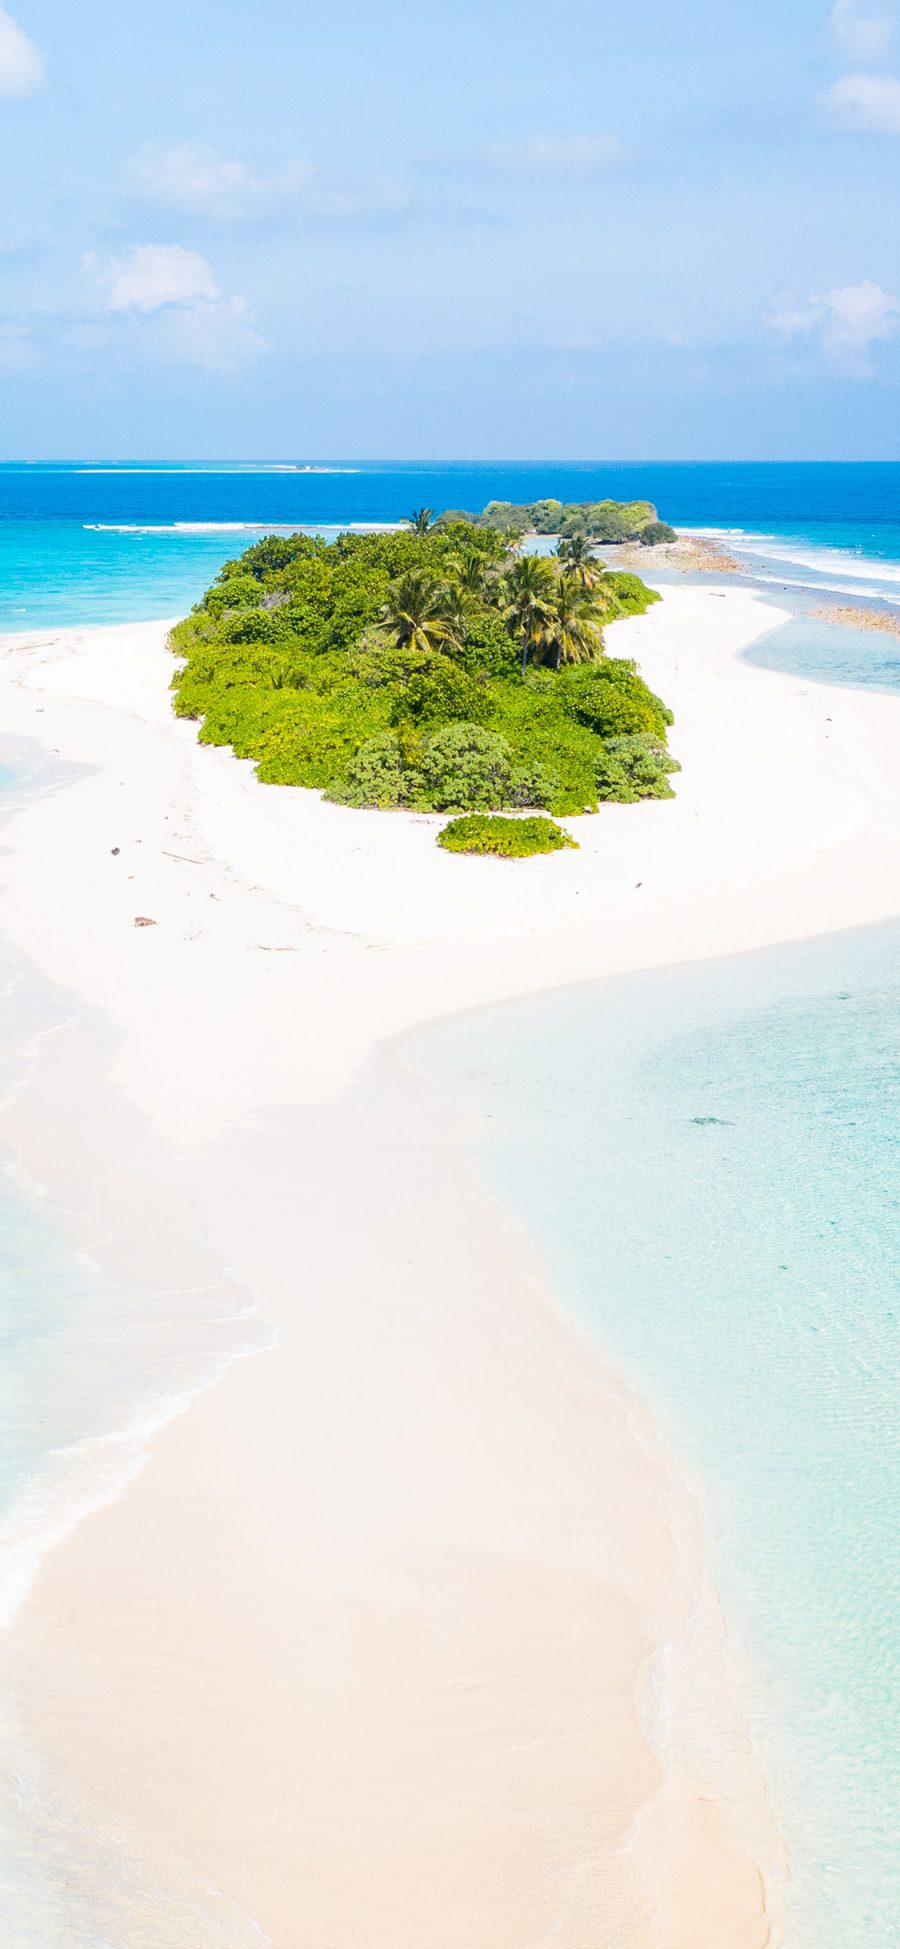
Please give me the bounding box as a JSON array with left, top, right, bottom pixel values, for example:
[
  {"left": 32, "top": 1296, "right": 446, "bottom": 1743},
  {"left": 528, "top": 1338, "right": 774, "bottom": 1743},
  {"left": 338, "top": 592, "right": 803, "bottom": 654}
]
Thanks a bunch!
[{"left": 3, "top": 0, "right": 900, "bottom": 457}]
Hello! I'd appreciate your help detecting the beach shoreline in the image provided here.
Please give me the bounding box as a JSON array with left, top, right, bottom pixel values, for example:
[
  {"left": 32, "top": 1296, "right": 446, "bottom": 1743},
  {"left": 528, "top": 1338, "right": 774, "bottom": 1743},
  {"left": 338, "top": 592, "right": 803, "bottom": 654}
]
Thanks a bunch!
[
  {"left": 1, "top": 580, "right": 900, "bottom": 1941},
  {"left": 0, "top": 1027, "right": 785, "bottom": 1947}
]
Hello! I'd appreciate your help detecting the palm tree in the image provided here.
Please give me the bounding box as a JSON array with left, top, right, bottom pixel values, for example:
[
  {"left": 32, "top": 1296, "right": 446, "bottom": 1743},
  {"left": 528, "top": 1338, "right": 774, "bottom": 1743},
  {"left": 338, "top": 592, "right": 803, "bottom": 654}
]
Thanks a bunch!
[
  {"left": 441, "top": 549, "right": 482, "bottom": 638},
  {"left": 380, "top": 570, "right": 456, "bottom": 654},
  {"left": 502, "top": 554, "right": 557, "bottom": 678},
  {"left": 445, "top": 545, "right": 503, "bottom": 619},
  {"left": 407, "top": 507, "right": 434, "bottom": 539},
  {"left": 544, "top": 573, "right": 607, "bottom": 670},
  {"left": 556, "top": 533, "right": 601, "bottom": 588},
  {"left": 446, "top": 546, "right": 488, "bottom": 598}
]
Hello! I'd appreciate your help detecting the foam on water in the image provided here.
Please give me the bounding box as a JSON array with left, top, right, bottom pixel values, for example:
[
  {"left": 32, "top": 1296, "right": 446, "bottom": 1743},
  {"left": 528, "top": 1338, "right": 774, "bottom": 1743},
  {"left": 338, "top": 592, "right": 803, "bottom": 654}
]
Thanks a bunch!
[
  {"left": 83, "top": 521, "right": 280, "bottom": 534},
  {"left": 687, "top": 524, "right": 900, "bottom": 584},
  {"left": 411, "top": 924, "right": 900, "bottom": 1948}
]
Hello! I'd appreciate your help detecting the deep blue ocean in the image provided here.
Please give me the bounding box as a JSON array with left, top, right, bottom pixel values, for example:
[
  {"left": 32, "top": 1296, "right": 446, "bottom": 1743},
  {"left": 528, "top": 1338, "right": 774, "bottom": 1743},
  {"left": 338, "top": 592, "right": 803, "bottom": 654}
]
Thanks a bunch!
[{"left": 5, "top": 460, "right": 900, "bottom": 646}]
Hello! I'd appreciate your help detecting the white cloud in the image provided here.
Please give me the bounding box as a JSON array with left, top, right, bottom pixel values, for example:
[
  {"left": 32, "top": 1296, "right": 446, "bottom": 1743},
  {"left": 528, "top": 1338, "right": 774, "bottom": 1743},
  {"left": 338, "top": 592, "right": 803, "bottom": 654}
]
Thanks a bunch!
[
  {"left": 88, "top": 244, "right": 220, "bottom": 313},
  {"left": 127, "top": 142, "right": 409, "bottom": 220},
  {"left": 770, "top": 279, "right": 900, "bottom": 372},
  {"left": 830, "top": 0, "right": 894, "bottom": 62},
  {"left": 157, "top": 295, "right": 266, "bottom": 372},
  {"left": 85, "top": 245, "right": 265, "bottom": 371},
  {"left": 128, "top": 145, "right": 260, "bottom": 217},
  {"left": 823, "top": 68, "right": 900, "bottom": 126},
  {"left": 0, "top": 6, "right": 44, "bottom": 96},
  {"left": 487, "top": 133, "right": 622, "bottom": 175}
]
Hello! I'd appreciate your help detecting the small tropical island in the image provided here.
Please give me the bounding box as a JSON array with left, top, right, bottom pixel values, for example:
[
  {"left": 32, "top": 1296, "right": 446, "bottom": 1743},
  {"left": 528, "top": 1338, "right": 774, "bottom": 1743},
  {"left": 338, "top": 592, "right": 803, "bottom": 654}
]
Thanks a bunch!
[
  {"left": 436, "top": 496, "right": 678, "bottom": 544},
  {"left": 171, "top": 505, "right": 679, "bottom": 854}
]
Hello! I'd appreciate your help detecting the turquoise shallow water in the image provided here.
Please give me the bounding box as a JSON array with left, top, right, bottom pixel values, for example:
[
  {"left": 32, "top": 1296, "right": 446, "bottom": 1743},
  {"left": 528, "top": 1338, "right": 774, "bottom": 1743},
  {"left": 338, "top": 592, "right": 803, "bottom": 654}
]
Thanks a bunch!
[
  {"left": 745, "top": 611, "right": 900, "bottom": 694},
  {"left": 411, "top": 924, "right": 900, "bottom": 1948}
]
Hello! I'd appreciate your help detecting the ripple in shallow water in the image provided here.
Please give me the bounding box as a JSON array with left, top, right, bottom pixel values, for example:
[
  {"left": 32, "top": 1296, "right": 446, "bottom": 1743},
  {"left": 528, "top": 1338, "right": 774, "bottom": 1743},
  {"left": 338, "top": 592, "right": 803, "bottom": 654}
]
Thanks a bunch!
[{"left": 414, "top": 922, "right": 900, "bottom": 1949}]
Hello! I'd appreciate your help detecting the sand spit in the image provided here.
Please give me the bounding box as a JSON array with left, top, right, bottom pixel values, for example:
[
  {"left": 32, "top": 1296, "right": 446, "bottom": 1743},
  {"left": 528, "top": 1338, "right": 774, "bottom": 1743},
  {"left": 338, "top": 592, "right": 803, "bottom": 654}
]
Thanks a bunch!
[{"left": 607, "top": 538, "right": 743, "bottom": 575}]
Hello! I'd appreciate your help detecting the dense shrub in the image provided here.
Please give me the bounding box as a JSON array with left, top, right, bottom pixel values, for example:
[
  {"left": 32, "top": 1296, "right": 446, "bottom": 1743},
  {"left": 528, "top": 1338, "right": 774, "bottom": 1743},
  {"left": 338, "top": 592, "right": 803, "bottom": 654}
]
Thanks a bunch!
[
  {"left": 456, "top": 611, "right": 521, "bottom": 676},
  {"left": 419, "top": 723, "right": 515, "bottom": 811},
  {"left": 477, "top": 501, "right": 532, "bottom": 537},
  {"left": 595, "top": 735, "right": 680, "bottom": 802},
  {"left": 325, "top": 733, "right": 407, "bottom": 808},
  {"left": 438, "top": 814, "right": 577, "bottom": 856},
  {"left": 506, "top": 758, "right": 559, "bottom": 809},
  {"left": 389, "top": 656, "right": 493, "bottom": 727},
  {"left": 560, "top": 500, "right": 656, "bottom": 541},
  {"left": 202, "top": 572, "right": 266, "bottom": 617},
  {"left": 603, "top": 571, "right": 661, "bottom": 616},
  {"left": 640, "top": 521, "right": 678, "bottom": 546},
  {"left": 233, "top": 534, "right": 323, "bottom": 579},
  {"left": 562, "top": 661, "right": 672, "bottom": 739}
]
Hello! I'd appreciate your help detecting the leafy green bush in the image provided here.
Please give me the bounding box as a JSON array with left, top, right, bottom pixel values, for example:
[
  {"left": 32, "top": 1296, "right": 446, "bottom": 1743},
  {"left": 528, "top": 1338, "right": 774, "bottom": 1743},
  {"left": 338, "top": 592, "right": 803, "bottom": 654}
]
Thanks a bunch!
[
  {"left": 507, "top": 757, "right": 559, "bottom": 809},
  {"left": 202, "top": 571, "right": 266, "bottom": 617},
  {"left": 455, "top": 610, "right": 520, "bottom": 676},
  {"left": 560, "top": 500, "right": 656, "bottom": 541},
  {"left": 562, "top": 661, "right": 672, "bottom": 739},
  {"left": 419, "top": 723, "right": 515, "bottom": 811},
  {"left": 477, "top": 501, "right": 533, "bottom": 537},
  {"left": 595, "top": 735, "right": 680, "bottom": 802},
  {"left": 438, "top": 814, "right": 577, "bottom": 856},
  {"left": 432, "top": 507, "right": 475, "bottom": 530},
  {"left": 602, "top": 571, "right": 661, "bottom": 616},
  {"left": 639, "top": 521, "right": 678, "bottom": 546},
  {"left": 389, "top": 655, "right": 493, "bottom": 727},
  {"left": 325, "top": 733, "right": 407, "bottom": 808}
]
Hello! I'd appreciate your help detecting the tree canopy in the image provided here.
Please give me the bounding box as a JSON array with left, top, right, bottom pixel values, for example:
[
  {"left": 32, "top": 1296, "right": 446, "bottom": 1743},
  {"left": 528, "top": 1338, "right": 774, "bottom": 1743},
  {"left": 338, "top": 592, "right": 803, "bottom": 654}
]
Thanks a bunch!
[
  {"left": 170, "top": 519, "right": 678, "bottom": 817},
  {"left": 435, "top": 497, "right": 677, "bottom": 544}
]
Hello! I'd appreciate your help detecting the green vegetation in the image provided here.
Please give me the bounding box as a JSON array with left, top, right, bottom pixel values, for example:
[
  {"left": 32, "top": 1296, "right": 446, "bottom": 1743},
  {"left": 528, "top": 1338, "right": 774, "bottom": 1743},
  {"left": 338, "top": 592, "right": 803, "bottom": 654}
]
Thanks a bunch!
[
  {"left": 171, "top": 519, "right": 677, "bottom": 819},
  {"left": 438, "top": 814, "right": 577, "bottom": 857},
  {"left": 435, "top": 497, "right": 678, "bottom": 543}
]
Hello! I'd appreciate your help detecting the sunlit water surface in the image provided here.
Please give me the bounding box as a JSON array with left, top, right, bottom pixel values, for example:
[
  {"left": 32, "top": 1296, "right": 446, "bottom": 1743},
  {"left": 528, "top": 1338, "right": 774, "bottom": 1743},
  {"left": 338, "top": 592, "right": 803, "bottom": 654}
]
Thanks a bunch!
[{"left": 411, "top": 925, "right": 900, "bottom": 1948}]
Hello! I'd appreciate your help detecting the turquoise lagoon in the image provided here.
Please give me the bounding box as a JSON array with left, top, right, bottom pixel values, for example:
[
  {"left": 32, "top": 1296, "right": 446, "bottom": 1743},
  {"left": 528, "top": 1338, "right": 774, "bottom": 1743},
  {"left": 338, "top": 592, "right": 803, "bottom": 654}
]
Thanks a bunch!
[{"left": 411, "top": 925, "right": 900, "bottom": 1948}]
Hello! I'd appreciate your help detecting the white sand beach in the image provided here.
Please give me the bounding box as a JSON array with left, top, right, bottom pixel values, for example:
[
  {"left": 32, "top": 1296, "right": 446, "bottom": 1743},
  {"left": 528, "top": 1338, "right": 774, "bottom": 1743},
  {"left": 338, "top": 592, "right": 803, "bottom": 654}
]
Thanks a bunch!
[{"left": 2, "top": 582, "right": 900, "bottom": 1944}]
